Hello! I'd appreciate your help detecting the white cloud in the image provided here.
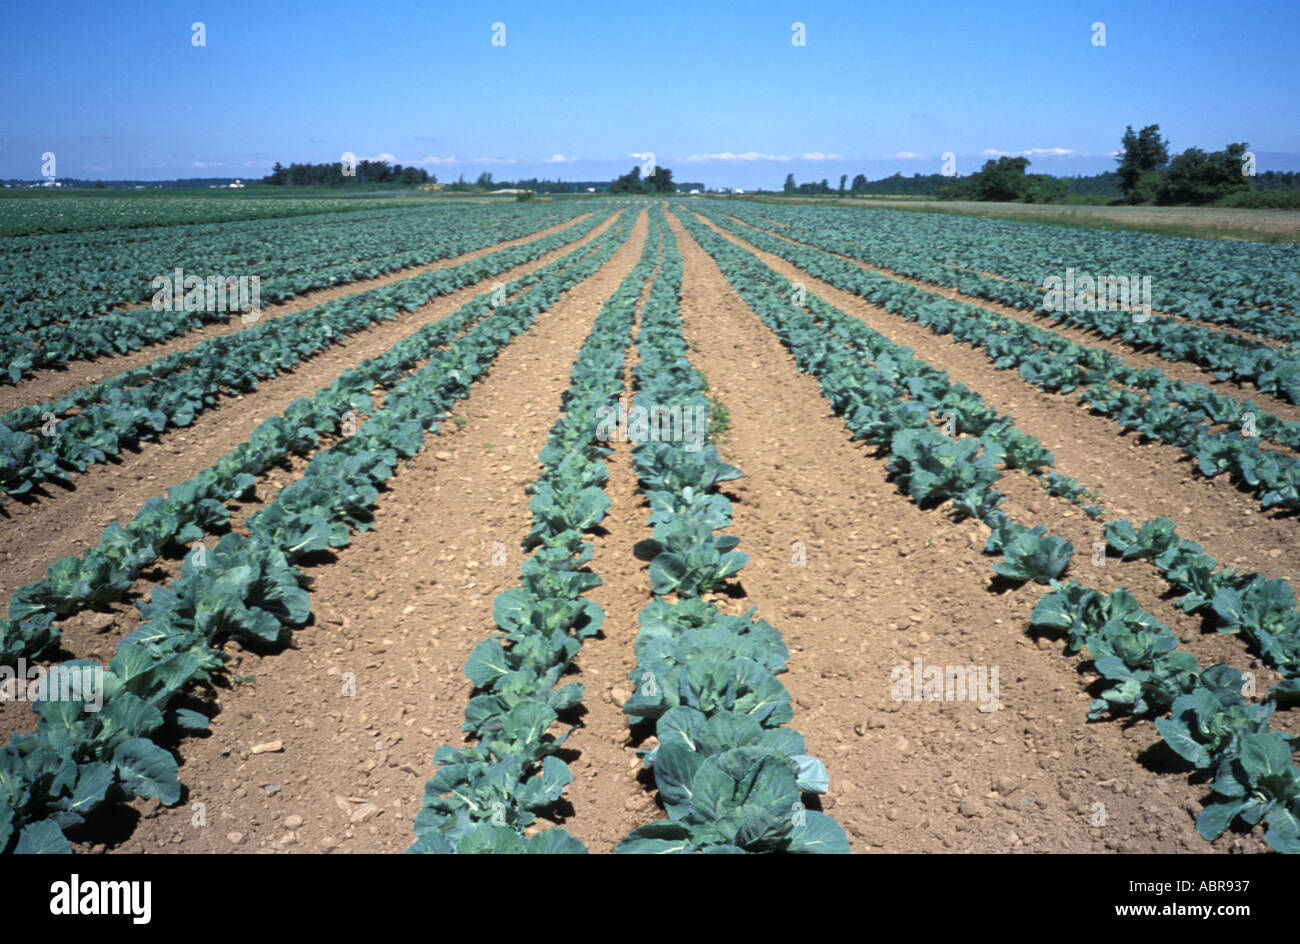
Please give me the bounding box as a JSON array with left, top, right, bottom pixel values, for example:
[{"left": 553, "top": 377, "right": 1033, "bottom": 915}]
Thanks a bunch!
[
  {"left": 359, "top": 152, "right": 398, "bottom": 163},
  {"left": 628, "top": 151, "right": 654, "bottom": 161},
  {"left": 886, "top": 151, "right": 923, "bottom": 160},
  {"left": 684, "top": 151, "right": 781, "bottom": 162},
  {"left": 981, "top": 147, "right": 1075, "bottom": 158},
  {"left": 682, "top": 151, "right": 844, "bottom": 163},
  {"left": 544, "top": 154, "right": 579, "bottom": 163},
  {"left": 471, "top": 156, "right": 517, "bottom": 164},
  {"left": 415, "top": 156, "right": 458, "bottom": 165}
]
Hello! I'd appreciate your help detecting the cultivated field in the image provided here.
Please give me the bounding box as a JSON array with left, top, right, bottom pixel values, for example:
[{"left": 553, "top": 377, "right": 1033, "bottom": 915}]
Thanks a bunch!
[
  {"left": 2, "top": 195, "right": 1298, "bottom": 855},
  {"left": 729, "top": 195, "right": 1300, "bottom": 242}
]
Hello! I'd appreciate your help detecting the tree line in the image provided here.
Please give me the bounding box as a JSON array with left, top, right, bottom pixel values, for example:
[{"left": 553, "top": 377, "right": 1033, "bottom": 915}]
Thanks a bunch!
[
  {"left": 263, "top": 160, "right": 429, "bottom": 186},
  {"left": 437, "top": 169, "right": 702, "bottom": 193},
  {"left": 1113, "top": 125, "right": 1253, "bottom": 204},
  {"left": 773, "top": 127, "right": 1296, "bottom": 207},
  {"left": 609, "top": 165, "right": 677, "bottom": 193},
  {"left": 260, "top": 162, "right": 702, "bottom": 194}
]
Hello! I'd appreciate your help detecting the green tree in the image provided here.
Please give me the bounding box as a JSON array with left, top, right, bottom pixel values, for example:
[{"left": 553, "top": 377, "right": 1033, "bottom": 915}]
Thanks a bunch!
[
  {"left": 1115, "top": 124, "right": 1170, "bottom": 202},
  {"left": 1128, "top": 170, "right": 1163, "bottom": 205},
  {"left": 973, "top": 156, "right": 1030, "bottom": 201},
  {"left": 783, "top": 173, "right": 796, "bottom": 194},
  {"left": 934, "top": 156, "right": 1066, "bottom": 204},
  {"left": 838, "top": 174, "right": 847, "bottom": 195},
  {"left": 1157, "top": 142, "right": 1251, "bottom": 205},
  {"left": 850, "top": 173, "right": 868, "bottom": 193},
  {"left": 609, "top": 164, "right": 676, "bottom": 193},
  {"left": 647, "top": 165, "right": 675, "bottom": 192},
  {"left": 610, "top": 165, "right": 643, "bottom": 193},
  {"left": 1020, "top": 174, "right": 1067, "bottom": 203}
]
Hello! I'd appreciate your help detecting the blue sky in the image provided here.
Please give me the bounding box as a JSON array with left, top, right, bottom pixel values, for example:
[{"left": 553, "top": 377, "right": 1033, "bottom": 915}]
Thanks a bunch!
[{"left": 2, "top": 0, "right": 1297, "bottom": 186}]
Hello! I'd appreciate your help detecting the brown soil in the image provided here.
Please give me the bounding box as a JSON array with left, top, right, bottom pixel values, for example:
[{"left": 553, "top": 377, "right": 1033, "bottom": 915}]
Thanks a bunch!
[{"left": 554, "top": 226, "right": 663, "bottom": 853}]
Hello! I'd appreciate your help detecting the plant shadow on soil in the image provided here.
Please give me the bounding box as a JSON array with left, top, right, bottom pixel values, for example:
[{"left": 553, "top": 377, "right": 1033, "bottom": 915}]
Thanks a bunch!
[
  {"left": 1118, "top": 428, "right": 1299, "bottom": 522},
  {"left": 4, "top": 473, "right": 77, "bottom": 511},
  {"left": 1134, "top": 738, "right": 1207, "bottom": 778},
  {"left": 4, "top": 435, "right": 157, "bottom": 513},
  {"left": 68, "top": 795, "right": 149, "bottom": 850},
  {"left": 532, "top": 788, "right": 578, "bottom": 829},
  {"left": 1065, "top": 661, "right": 1223, "bottom": 777}
]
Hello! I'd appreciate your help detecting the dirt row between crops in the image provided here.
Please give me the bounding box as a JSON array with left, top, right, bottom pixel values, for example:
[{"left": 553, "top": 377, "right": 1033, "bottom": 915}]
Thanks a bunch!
[
  {"left": 0, "top": 213, "right": 620, "bottom": 607},
  {"left": 79, "top": 209, "right": 651, "bottom": 854},
  {"left": 0, "top": 213, "right": 598, "bottom": 416},
  {"left": 664, "top": 211, "right": 1265, "bottom": 853},
  {"left": 698, "top": 214, "right": 1300, "bottom": 585},
  {"left": 728, "top": 213, "right": 1300, "bottom": 427}
]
